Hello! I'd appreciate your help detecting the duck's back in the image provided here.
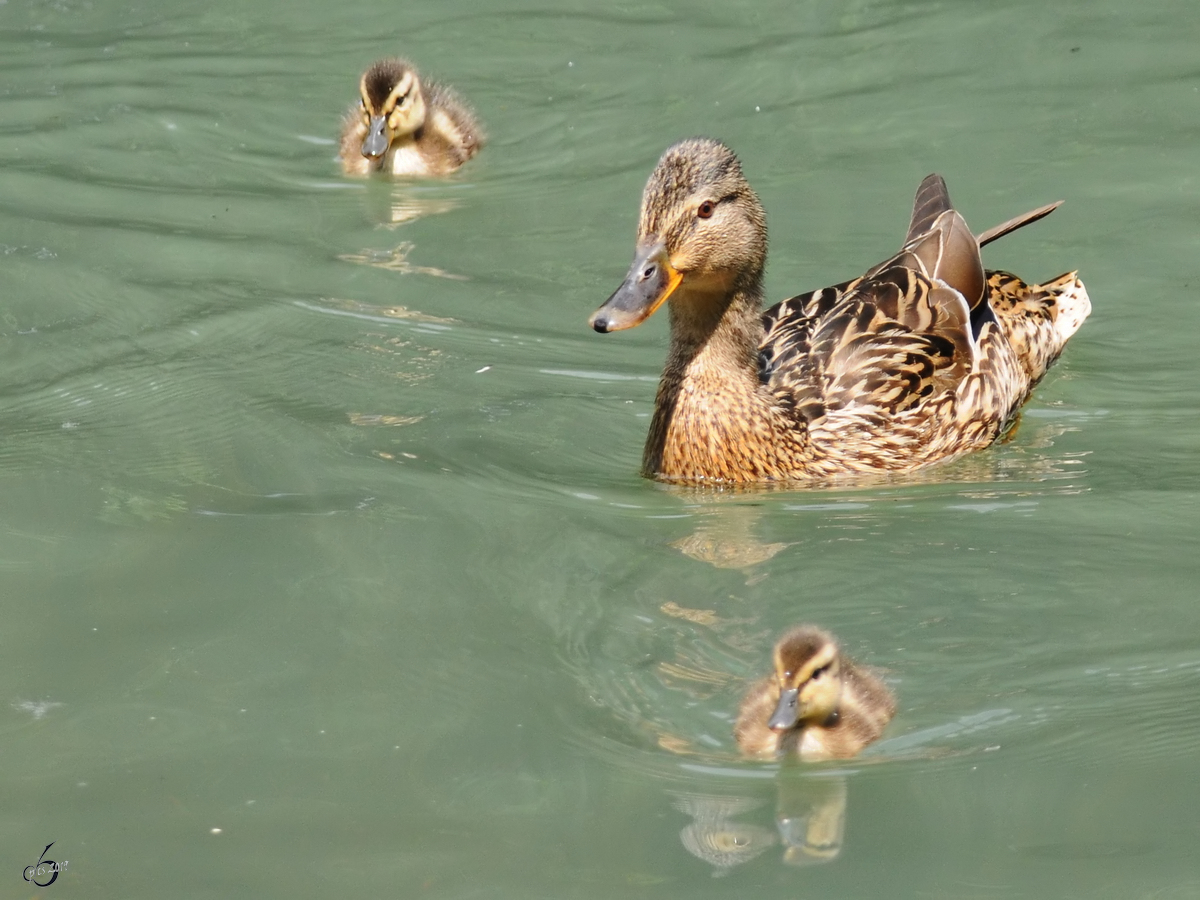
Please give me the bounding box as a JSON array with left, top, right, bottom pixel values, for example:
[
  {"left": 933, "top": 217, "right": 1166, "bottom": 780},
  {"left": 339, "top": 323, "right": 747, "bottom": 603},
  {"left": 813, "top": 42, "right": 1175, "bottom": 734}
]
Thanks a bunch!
[
  {"left": 759, "top": 267, "right": 1088, "bottom": 433},
  {"left": 756, "top": 177, "right": 1089, "bottom": 471}
]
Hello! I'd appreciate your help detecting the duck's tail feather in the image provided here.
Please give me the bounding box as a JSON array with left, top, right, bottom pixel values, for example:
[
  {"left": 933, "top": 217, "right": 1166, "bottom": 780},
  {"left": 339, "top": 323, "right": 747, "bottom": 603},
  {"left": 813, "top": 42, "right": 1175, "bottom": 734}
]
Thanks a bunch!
[
  {"left": 905, "top": 174, "right": 953, "bottom": 245},
  {"left": 1041, "top": 271, "right": 1091, "bottom": 346},
  {"left": 987, "top": 270, "right": 1090, "bottom": 382},
  {"left": 975, "top": 201, "right": 1063, "bottom": 248}
]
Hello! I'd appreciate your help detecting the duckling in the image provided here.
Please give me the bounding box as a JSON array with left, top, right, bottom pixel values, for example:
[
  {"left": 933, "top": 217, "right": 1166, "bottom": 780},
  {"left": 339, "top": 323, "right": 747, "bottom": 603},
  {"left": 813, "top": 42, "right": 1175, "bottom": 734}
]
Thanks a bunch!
[
  {"left": 589, "top": 138, "right": 1091, "bottom": 484},
  {"left": 735, "top": 626, "right": 894, "bottom": 760},
  {"left": 339, "top": 58, "right": 482, "bottom": 177}
]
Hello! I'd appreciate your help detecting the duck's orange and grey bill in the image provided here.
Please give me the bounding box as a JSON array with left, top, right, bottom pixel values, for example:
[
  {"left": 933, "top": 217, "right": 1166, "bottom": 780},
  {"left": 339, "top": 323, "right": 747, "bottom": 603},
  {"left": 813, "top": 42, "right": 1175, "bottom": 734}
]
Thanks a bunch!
[
  {"left": 768, "top": 687, "right": 801, "bottom": 731},
  {"left": 590, "top": 244, "right": 681, "bottom": 333},
  {"left": 361, "top": 116, "right": 390, "bottom": 159}
]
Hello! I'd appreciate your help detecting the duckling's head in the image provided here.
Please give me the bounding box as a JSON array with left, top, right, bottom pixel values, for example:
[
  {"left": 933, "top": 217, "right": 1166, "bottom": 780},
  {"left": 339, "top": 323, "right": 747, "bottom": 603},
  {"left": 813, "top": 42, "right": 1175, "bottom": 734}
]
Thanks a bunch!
[
  {"left": 767, "top": 627, "right": 843, "bottom": 733},
  {"left": 357, "top": 59, "right": 429, "bottom": 160},
  {"left": 590, "top": 138, "right": 767, "bottom": 333}
]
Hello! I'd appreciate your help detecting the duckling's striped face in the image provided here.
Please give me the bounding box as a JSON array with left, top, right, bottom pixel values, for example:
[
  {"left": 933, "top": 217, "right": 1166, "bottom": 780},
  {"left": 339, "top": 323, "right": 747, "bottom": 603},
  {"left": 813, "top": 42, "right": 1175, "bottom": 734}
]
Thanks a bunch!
[
  {"left": 357, "top": 61, "right": 428, "bottom": 160},
  {"left": 768, "top": 630, "right": 843, "bottom": 733},
  {"left": 590, "top": 138, "right": 767, "bottom": 333}
]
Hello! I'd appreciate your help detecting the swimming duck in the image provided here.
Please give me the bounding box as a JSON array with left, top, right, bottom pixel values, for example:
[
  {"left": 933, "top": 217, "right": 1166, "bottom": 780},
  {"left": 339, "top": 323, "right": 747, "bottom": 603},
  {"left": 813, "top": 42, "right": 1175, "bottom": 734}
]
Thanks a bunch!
[
  {"left": 339, "top": 58, "right": 482, "bottom": 177},
  {"left": 589, "top": 138, "right": 1091, "bottom": 484},
  {"left": 735, "top": 626, "right": 894, "bottom": 760}
]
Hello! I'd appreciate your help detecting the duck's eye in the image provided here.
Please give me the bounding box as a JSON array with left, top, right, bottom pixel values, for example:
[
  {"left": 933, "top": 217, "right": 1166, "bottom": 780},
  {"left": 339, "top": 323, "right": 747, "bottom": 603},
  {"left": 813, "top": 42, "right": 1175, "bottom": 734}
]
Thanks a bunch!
[
  {"left": 811, "top": 665, "right": 828, "bottom": 680},
  {"left": 697, "top": 201, "right": 716, "bottom": 219}
]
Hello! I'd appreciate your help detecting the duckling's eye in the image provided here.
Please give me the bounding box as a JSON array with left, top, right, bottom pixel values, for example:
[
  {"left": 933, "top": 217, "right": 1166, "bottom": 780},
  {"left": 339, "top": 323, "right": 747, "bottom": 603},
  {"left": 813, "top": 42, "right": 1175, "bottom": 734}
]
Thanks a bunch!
[
  {"left": 811, "top": 665, "right": 828, "bottom": 680},
  {"left": 697, "top": 201, "right": 716, "bottom": 219}
]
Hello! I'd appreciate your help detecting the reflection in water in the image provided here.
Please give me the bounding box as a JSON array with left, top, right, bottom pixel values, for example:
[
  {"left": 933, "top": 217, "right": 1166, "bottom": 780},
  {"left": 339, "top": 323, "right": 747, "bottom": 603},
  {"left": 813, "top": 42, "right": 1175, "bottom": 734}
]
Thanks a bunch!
[
  {"left": 347, "top": 413, "right": 424, "bottom": 427},
  {"left": 337, "top": 241, "right": 466, "bottom": 279},
  {"left": 301, "top": 298, "right": 452, "bottom": 388},
  {"left": 664, "top": 415, "right": 1092, "bottom": 573},
  {"left": 658, "top": 601, "right": 721, "bottom": 627},
  {"left": 670, "top": 503, "right": 790, "bottom": 571},
  {"left": 379, "top": 195, "right": 459, "bottom": 228},
  {"left": 775, "top": 772, "right": 847, "bottom": 866},
  {"left": 358, "top": 181, "right": 461, "bottom": 228},
  {"left": 673, "top": 794, "right": 775, "bottom": 875},
  {"left": 340, "top": 185, "right": 467, "bottom": 277},
  {"left": 673, "top": 772, "right": 849, "bottom": 874},
  {"left": 324, "top": 297, "right": 457, "bottom": 326}
]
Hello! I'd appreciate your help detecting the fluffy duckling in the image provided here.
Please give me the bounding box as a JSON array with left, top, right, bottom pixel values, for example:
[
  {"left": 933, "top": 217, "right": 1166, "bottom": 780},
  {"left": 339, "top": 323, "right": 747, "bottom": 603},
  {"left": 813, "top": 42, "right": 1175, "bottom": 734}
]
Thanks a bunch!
[
  {"left": 339, "top": 58, "right": 482, "bottom": 177},
  {"left": 589, "top": 138, "right": 1090, "bottom": 484},
  {"left": 735, "top": 626, "right": 895, "bottom": 760}
]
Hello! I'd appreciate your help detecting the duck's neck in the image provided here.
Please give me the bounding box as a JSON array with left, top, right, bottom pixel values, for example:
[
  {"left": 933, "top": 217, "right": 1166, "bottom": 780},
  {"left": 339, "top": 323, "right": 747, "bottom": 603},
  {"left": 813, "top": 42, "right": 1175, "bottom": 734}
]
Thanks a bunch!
[{"left": 642, "top": 276, "right": 774, "bottom": 480}]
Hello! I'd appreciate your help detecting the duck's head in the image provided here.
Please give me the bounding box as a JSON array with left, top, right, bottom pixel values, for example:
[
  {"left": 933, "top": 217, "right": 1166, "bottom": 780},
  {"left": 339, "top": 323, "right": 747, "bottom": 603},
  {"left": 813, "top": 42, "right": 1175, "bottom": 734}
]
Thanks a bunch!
[
  {"left": 590, "top": 138, "right": 767, "bottom": 333},
  {"left": 765, "top": 627, "right": 844, "bottom": 733},
  {"left": 356, "top": 59, "right": 429, "bottom": 160}
]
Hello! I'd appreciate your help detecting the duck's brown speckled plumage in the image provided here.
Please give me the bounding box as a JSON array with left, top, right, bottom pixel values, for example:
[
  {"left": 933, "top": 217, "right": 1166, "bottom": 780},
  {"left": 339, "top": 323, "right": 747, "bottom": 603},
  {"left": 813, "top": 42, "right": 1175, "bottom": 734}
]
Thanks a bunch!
[
  {"left": 590, "top": 138, "right": 1091, "bottom": 484},
  {"left": 735, "top": 626, "right": 895, "bottom": 761},
  {"left": 339, "top": 58, "right": 482, "bottom": 177}
]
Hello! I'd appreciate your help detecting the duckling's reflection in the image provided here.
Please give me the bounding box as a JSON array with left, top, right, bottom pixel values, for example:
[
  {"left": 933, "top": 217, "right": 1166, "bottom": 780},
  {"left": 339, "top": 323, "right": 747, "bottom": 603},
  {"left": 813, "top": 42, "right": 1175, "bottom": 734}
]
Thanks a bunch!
[
  {"left": 673, "top": 771, "right": 849, "bottom": 874},
  {"left": 367, "top": 187, "right": 460, "bottom": 230},
  {"left": 775, "top": 771, "right": 847, "bottom": 866},
  {"left": 338, "top": 240, "right": 466, "bottom": 280},
  {"left": 341, "top": 186, "right": 467, "bottom": 278}
]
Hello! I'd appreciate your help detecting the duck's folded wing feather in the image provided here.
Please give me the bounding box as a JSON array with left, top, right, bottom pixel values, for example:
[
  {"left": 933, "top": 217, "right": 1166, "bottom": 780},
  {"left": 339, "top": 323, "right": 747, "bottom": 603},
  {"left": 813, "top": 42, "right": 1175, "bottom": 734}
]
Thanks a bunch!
[
  {"left": 866, "top": 175, "right": 985, "bottom": 311},
  {"left": 761, "top": 267, "right": 977, "bottom": 421}
]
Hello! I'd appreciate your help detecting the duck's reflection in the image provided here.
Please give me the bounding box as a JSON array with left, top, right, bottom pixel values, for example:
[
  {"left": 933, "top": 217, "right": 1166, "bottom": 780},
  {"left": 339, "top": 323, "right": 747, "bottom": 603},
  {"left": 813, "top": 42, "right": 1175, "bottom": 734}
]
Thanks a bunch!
[
  {"left": 673, "top": 794, "right": 775, "bottom": 875},
  {"left": 670, "top": 503, "right": 790, "bottom": 571},
  {"left": 662, "top": 429, "right": 1093, "bottom": 573},
  {"left": 673, "top": 771, "right": 849, "bottom": 873}
]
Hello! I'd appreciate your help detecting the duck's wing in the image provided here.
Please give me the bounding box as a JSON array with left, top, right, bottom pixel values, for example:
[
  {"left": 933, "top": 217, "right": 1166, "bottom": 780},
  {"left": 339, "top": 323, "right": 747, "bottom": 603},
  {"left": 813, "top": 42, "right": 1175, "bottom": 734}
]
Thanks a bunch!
[
  {"left": 759, "top": 280, "right": 857, "bottom": 423},
  {"left": 760, "top": 267, "right": 977, "bottom": 422},
  {"left": 760, "top": 176, "right": 984, "bottom": 421},
  {"left": 758, "top": 176, "right": 1074, "bottom": 423}
]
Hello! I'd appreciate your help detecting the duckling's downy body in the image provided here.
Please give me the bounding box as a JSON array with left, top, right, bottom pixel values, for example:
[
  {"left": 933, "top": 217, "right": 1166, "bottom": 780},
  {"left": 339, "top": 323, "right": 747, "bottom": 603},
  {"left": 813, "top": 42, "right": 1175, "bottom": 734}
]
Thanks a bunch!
[
  {"left": 340, "top": 58, "right": 482, "bottom": 177},
  {"left": 736, "top": 626, "right": 894, "bottom": 761},
  {"left": 590, "top": 138, "right": 1091, "bottom": 484}
]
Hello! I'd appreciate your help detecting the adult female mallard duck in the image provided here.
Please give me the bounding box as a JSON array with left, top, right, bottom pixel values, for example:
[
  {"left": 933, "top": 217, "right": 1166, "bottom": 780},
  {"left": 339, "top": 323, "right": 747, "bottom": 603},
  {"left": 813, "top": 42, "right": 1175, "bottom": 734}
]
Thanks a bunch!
[
  {"left": 339, "top": 58, "right": 483, "bottom": 177},
  {"left": 736, "top": 626, "right": 894, "bottom": 760},
  {"left": 589, "top": 138, "right": 1091, "bottom": 484}
]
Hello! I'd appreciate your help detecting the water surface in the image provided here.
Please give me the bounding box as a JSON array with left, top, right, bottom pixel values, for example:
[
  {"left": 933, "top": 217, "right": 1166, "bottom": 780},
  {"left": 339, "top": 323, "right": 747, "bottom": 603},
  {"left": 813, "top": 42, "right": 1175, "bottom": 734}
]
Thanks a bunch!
[{"left": 3, "top": 0, "right": 1200, "bottom": 897}]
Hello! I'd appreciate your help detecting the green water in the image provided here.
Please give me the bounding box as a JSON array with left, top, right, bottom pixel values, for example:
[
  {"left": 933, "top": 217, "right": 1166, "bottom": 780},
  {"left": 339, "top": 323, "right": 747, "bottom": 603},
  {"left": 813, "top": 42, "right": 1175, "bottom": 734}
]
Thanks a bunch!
[{"left": 3, "top": 0, "right": 1199, "bottom": 896}]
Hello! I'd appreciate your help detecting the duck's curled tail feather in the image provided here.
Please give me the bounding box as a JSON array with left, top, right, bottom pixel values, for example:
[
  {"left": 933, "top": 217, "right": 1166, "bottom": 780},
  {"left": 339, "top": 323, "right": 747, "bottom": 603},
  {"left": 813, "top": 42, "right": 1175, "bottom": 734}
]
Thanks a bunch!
[{"left": 988, "top": 270, "right": 1091, "bottom": 384}]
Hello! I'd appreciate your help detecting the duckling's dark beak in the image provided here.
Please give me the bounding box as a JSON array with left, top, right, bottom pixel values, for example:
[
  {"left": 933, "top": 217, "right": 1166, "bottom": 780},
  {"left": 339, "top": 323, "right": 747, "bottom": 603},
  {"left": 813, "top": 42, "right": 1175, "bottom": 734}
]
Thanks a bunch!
[
  {"left": 768, "top": 687, "right": 801, "bottom": 732},
  {"left": 589, "top": 243, "right": 682, "bottom": 333},
  {"left": 361, "top": 115, "right": 390, "bottom": 159}
]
